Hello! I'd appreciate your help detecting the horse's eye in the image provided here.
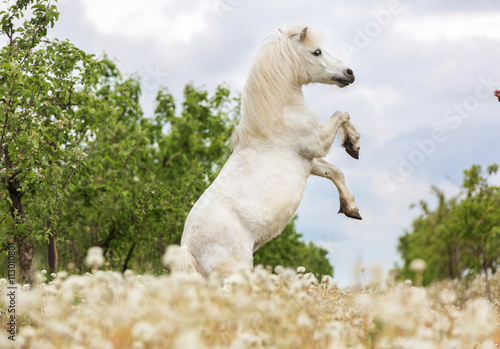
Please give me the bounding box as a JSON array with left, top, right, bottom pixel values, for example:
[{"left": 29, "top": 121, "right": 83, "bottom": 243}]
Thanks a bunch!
[{"left": 313, "top": 49, "right": 322, "bottom": 56}]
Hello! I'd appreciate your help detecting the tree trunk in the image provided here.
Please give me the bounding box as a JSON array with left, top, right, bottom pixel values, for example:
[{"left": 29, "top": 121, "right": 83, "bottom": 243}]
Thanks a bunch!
[
  {"left": 448, "top": 246, "right": 455, "bottom": 279},
  {"left": 6, "top": 146, "right": 35, "bottom": 286},
  {"left": 122, "top": 242, "right": 137, "bottom": 273},
  {"left": 7, "top": 178, "right": 35, "bottom": 286},
  {"left": 48, "top": 232, "right": 58, "bottom": 274},
  {"left": 18, "top": 238, "right": 35, "bottom": 286}
]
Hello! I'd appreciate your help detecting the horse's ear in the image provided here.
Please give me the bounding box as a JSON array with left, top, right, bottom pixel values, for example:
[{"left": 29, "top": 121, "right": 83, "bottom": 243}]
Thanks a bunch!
[
  {"left": 298, "top": 27, "right": 308, "bottom": 42},
  {"left": 289, "top": 27, "right": 308, "bottom": 42}
]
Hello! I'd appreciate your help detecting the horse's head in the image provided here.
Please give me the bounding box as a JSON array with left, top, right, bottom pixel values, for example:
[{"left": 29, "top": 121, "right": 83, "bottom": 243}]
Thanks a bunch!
[{"left": 288, "top": 26, "right": 355, "bottom": 88}]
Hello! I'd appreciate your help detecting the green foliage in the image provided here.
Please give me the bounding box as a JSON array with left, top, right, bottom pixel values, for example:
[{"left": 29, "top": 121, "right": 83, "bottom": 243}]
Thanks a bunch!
[
  {"left": 54, "top": 79, "right": 240, "bottom": 273},
  {"left": 398, "top": 164, "right": 500, "bottom": 285},
  {"left": 0, "top": 0, "right": 100, "bottom": 238},
  {"left": 254, "top": 216, "right": 334, "bottom": 277}
]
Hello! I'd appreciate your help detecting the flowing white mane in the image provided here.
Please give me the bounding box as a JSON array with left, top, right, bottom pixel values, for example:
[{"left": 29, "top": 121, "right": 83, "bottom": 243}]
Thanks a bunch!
[{"left": 233, "top": 25, "right": 324, "bottom": 146}]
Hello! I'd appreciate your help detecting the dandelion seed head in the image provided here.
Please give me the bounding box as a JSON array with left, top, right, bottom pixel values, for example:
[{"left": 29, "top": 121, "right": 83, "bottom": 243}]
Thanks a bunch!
[
  {"left": 85, "top": 246, "right": 104, "bottom": 268},
  {"left": 409, "top": 259, "right": 426, "bottom": 273},
  {"left": 296, "top": 312, "right": 313, "bottom": 328},
  {"left": 174, "top": 329, "right": 205, "bottom": 349},
  {"left": 132, "top": 321, "right": 156, "bottom": 343},
  {"left": 439, "top": 288, "right": 457, "bottom": 304},
  {"left": 274, "top": 265, "right": 285, "bottom": 275}
]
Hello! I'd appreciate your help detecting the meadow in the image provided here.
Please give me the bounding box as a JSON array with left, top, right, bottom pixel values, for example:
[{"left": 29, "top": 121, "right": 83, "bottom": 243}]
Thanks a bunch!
[{"left": 1, "top": 248, "right": 499, "bottom": 349}]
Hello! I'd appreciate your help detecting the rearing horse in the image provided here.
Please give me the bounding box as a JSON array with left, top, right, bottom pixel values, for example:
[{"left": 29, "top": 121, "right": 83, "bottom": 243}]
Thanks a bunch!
[{"left": 167, "top": 25, "right": 362, "bottom": 277}]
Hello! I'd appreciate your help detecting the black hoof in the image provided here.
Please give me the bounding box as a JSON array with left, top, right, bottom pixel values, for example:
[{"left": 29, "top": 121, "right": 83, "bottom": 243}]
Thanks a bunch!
[
  {"left": 342, "top": 136, "right": 360, "bottom": 160},
  {"left": 346, "top": 148, "right": 359, "bottom": 160},
  {"left": 338, "top": 199, "right": 362, "bottom": 220},
  {"left": 344, "top": 211, "right": 362, "bottom": 220}
]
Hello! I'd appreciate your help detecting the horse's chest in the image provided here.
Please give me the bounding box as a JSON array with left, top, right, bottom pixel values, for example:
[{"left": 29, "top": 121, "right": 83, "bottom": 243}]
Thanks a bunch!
[{"left": 228, "top": 151, "right": 311, "bottom": 244}]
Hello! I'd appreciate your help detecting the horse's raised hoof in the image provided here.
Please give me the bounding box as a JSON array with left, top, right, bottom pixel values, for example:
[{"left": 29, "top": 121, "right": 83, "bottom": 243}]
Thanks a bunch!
[
  {"left": 346, "top": 147, "right": 359, "bottom": 160},
  {"left": 342, "top": 136, "right": 360, "bottom": 160},
  {"left": 345, "top": 211, "right": 362, "bottom": 220},
  {"left": 338, "top": 199, "right": 362, "bottom": 220}
]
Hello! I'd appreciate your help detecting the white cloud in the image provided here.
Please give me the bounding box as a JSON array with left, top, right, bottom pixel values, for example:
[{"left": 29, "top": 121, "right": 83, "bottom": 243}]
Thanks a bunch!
[
  {"left": 394, "top": 13, "right": 500, "bottom": 42},
  {"left": 81, "top": 0, "right": 212, "bottom": 44}
]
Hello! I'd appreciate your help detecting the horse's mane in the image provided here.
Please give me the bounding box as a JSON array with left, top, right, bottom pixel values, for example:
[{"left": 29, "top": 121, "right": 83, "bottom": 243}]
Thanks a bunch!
[{"left": 233, "top": 25, "right": 323, "bottom": 146}]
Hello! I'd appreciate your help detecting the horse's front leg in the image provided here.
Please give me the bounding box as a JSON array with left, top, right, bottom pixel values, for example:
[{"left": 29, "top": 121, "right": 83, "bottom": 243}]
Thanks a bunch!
[
  {"left": 319, "top": 111, "right": 361, "bottom": 159},
  {"left": 311, "top": 158, "right": 362, "bottom": 220}
]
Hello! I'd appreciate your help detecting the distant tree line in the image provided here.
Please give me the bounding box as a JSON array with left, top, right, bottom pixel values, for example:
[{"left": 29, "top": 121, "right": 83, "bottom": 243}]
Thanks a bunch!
[{"left": 398, "top": 163, "right": 500, "bottom": 293}]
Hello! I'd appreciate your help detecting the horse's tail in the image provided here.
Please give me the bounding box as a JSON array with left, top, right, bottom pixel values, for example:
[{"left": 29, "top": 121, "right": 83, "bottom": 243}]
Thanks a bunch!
[{"left": 163, "top": 244, "right": 201, "bottom": 274}]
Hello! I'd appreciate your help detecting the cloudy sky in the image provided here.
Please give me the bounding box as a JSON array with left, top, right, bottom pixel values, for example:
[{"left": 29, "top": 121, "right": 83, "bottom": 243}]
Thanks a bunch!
[{"left": 15, "top": 0, "right": 500, "bottom": 285}]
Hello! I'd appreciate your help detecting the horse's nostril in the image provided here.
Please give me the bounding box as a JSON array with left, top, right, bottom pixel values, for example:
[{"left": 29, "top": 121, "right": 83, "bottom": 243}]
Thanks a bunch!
[{"left": 346, "top": 68, "right": 354, "bottom": 76}]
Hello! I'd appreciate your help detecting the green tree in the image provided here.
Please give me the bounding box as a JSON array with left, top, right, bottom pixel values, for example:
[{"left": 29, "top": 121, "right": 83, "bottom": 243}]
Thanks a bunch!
[
  {"left": 0, "top": 0, "right": 104, "bottom": 285},
  {"left": 52, "top": 78, "right": 239, "bottom": 274},
  {"left": 398, "top": 164, "right": 500, "bottom": 289}
]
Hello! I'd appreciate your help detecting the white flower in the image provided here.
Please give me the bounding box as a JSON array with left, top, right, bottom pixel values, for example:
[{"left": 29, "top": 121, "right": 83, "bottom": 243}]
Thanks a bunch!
[
  {"left": 321, "top": 275, "right": 333, "bottom": 285},
  {"left": 56, "top": 271, "right": 68, "bottom": 279},
  {"left": 461, "top": 298, "right": 496, "bottom": 338},
  {"left": 478, "top": 340, "right": 496, "bottom": 349},
  {"left": 274, "top": 265, "right": 285, "bottom": 275},
  {"left": 20, "top": 326, "right": 35, "bottom": 339},
  {"left": 174, "top": 330, "right": 204, "bottom": 349},
  {"left": 297, "top": 266, "right": 306, "bottom": 274},
  {"left": 439, "top": 288, "right": 457, "bottom": 304},
  {"left": 41, "top": 269, "right": 47, "bottom": 275},
  {"left": 409, "top": 259, "right": 426, "bottom": 273},
  {"left": 132, "top": 321, "right": 156, "bottom": 343},
  {"left": 296, "top": 312, "right": 313, "bottom": 328},
  {"left": 85, "top": 246, "right": 105, "bottom": 268}
]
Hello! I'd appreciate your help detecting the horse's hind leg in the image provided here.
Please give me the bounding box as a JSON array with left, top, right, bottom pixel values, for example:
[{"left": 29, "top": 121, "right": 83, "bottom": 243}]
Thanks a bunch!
[{"left": 311, "top": 158, "right": 362, "bottom": 220}]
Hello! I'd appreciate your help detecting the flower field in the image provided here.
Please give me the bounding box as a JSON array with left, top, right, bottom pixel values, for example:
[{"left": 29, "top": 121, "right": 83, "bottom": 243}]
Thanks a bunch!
[{"left": 1, "top": 259, "right": 499, "bottom": 348}]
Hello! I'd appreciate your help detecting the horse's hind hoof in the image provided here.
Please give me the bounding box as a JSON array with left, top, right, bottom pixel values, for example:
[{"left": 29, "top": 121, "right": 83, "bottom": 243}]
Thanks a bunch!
[
  {"left": 338, "top": 208, "right": 362, "bottom": 220},
  {"left": 338, "top": 199, "right": 362, "bottom": 220},
  {"left": 344, "top": 211, "right": 362, "bottom": 220}
]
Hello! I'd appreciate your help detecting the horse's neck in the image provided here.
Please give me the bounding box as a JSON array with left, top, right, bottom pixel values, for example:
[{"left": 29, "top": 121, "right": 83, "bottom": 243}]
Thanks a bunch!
[
  {"left": 282, "top": 86, "right": 313, "bottom": 117},
  {"left": 286, "top": 86, "right": 308, "bottom": 106},
  {"left": 265, "top": 84, "right": 308, "bottom": 114}
]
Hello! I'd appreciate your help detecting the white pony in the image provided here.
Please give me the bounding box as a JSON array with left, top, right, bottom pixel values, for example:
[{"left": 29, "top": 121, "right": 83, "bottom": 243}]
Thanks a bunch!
[{"left": 166, "top": 25, "right": 361, "bottom": 277}]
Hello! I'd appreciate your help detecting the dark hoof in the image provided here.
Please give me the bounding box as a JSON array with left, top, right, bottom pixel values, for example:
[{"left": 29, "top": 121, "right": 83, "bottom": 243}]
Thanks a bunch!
[
  {"left": 338, "top": 199, "right": 362, "bottom": 220},
  {"left": 342, "top": 136, "right": 360, "bottom": 160},
  {"left": 344, "top": 211, "right": 362, "bottom": 220},
  {"left": 346, "top": 148, "right": 359, "bottom": 160}
]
